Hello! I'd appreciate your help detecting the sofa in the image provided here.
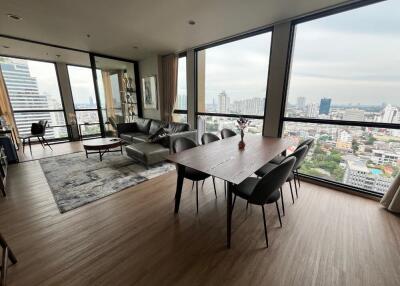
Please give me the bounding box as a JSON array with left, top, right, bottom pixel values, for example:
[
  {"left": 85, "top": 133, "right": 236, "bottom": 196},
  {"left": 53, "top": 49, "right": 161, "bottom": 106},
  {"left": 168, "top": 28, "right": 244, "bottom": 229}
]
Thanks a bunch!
[{"left": 117, "top": 118, "right": 196, "bottom": 167}]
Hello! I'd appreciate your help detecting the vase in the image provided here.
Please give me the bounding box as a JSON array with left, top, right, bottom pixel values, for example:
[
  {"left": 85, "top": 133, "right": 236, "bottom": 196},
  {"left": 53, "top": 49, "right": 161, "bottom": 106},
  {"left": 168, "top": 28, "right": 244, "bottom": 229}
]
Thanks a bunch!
[{"left": 238, "top": 129, "right": 245, "bottom": 150}]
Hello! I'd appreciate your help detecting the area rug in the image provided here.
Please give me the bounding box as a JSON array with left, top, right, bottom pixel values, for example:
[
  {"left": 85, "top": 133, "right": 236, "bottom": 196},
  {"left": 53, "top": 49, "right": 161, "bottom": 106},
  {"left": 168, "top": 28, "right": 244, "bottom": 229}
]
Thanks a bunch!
[{"left": 39, "top": 152, "right": 175, "bottom": 213}]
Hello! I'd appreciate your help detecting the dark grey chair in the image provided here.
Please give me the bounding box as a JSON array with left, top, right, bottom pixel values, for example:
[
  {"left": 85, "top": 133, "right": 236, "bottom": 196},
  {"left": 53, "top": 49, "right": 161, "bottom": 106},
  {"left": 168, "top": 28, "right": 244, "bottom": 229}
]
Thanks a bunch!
[
  {"left": 232, "top": 157, "right": 296, "bottom": 247},
  {"left": 173, "top": 137, "right": 217, "bottom": 213},
  {"left": 270, "top": 138, "right": 314, "bottom": 165},
  {"left": 220, "top": 128, "right": 236, "bottom": 139},
  {"left": 19, "top": 120, "right": 53, "bottom": 154},
  {"left": 255, "top": 145, "right": 308, "bottom": 216}
]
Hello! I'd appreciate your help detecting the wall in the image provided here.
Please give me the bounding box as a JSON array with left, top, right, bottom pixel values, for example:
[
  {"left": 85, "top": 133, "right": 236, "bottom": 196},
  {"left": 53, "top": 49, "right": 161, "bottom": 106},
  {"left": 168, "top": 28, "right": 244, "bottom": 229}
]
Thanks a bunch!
[{"left": 139, "top": 55, "right": 162, "bottom": 120}]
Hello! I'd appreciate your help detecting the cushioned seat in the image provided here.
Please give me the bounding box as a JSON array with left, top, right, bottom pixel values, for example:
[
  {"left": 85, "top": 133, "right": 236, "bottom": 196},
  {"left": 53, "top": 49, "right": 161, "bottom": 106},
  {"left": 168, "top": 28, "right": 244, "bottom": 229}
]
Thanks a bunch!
[
  {"left": 125, "top": 142, "right": 169, "bottom": 166},
  {"left": 120, "top": 132, "right": 143, "bottom": 143},
  {"left": 234, "top": 177, "right": 281, "bottom": 204},
  {"left": 270, "top": 154, "right": 285, "bottom": 164},
  {"left": 255, "top": 163, "right": 294, "bottom": 181},
  {"left": 130, "top": 133, "right": 149, "bottom": 143}
]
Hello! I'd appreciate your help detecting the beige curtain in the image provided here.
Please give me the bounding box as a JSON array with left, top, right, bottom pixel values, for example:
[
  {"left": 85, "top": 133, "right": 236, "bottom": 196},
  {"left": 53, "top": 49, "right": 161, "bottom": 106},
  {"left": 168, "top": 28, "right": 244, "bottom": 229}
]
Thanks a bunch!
[
  {"left": 381, "top": 173, "right": 400, "bottom": 213},
  {"left": 101, "top": 71, "right": 115, "bottom": 121},
  {"left": 161, "top": 54, "right": 178, "bottom": 122},
  {"left": 0, "top": 69, "right": 19, "bottom": 143}
]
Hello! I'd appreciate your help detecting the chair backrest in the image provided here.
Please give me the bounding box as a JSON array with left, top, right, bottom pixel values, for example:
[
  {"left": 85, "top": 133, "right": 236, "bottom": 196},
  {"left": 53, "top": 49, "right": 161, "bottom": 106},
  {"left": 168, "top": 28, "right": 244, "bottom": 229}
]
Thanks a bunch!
[
  {"left": 288, "top": 145, "right": 308, "bottom": 170},
  {"left": 220, "top": 128, "right": 236, "bottom": 139},
  {"left": 296, "top": 138, "right": 314, "bottom": 150},
  {"left": 173, "top": 137, "right": 197, "bottom": 153},
  {"left": 201, "top": 133, "right": 220, "bottom": 145},
  {"left": 31, "top": 120, "right": 47, "bottom": 136},
  {"left": 250, "top": 157, "right": 296, "bottom": 205}
]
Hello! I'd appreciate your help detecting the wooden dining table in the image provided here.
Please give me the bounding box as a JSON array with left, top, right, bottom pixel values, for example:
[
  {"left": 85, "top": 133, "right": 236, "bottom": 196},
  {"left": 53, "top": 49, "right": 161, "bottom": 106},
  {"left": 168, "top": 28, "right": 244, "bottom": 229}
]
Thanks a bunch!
[{"left": 166, "top": 134, "right": 292, "bottom": 248}]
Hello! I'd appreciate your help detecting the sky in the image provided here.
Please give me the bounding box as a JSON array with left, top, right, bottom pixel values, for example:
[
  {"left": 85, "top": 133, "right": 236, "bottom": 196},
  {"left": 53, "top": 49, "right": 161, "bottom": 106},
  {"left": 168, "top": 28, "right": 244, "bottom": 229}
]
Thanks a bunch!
[{"left": 201, "top": 0, "right": 400, "bottom": 106}]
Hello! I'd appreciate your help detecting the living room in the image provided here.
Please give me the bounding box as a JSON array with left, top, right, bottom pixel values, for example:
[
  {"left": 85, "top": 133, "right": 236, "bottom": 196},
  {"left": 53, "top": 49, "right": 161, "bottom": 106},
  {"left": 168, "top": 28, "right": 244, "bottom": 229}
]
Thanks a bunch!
[{"left": 0, "top": 0, "right": 400, "bottom": 285}]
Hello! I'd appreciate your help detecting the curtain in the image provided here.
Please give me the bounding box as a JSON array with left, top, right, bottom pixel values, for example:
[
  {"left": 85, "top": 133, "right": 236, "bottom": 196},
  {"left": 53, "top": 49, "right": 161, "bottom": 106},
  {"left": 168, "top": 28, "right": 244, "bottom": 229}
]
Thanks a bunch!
[
  {"left": 161, "top": 54, "right": 178, "bottom": 122},
  {"left": 101, "top": 71, "right": 115, "bottom": 121},
  {"left": 381, "top": 173, "right": 400, "bottom": 213},
  {"left": 0, "top": 69, "right": 19, "bottom": 143}
]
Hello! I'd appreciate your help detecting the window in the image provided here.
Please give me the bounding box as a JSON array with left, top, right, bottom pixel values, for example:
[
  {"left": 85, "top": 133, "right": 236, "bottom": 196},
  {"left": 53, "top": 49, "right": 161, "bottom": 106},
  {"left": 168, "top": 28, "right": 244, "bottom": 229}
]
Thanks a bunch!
[
  {"left": 196, "top": 31, "right": 271, "bottom": 136},
  {"left": 282, "top": 0, "right": 400, "bottom": 196},
  {"left": 67, "top": 65, "right": 101, "bottom": 137},
  {"left": 0, "top": 56, "right": 68, "bottom": 140},
  {"left": 173, "top": 56, "right": 187, "bottom": 123}
]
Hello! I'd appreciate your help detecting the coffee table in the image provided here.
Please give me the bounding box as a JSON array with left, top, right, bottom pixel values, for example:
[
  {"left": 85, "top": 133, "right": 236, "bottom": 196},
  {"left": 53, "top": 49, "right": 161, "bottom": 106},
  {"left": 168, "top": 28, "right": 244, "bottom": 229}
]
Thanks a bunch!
[{"left": 83, "top": 138, "right": 123, "bottom": 161}]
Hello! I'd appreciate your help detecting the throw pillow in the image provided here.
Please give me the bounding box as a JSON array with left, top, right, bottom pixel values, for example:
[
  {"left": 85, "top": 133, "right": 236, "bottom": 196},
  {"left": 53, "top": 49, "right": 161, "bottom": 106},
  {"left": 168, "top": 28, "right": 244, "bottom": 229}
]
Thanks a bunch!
[{"left": 148, "top": 127, "right": 170, "bottom": 143}]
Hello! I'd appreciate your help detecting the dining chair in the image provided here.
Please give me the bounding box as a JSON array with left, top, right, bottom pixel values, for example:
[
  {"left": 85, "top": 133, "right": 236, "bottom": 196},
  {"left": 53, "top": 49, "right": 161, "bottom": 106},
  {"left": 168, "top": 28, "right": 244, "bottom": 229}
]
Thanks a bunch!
[
  {"left": 220, "top": 128, "right": 236, "bottom": 139},
  {"left": 173, "top": 137, "right": 217, "bottom": 213},
  {"left": 232, "top": 157, "right": 296, "bottom": 247},
  {"left": 270, "top": 138, "right": 314, "bottom": 165},
  {"left": 200, "top": 133, "right": 220, "bottom": 195},
  {"left": 255, "top": 145, "right": 308, "bottom": 216}
]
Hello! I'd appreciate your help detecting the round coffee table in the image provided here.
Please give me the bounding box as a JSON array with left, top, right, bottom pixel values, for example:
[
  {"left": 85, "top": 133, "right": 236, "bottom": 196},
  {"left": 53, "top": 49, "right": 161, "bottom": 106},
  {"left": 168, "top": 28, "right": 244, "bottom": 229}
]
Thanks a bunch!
[{"left": 83, "top": 138, "right": 123, "bottom": 161}]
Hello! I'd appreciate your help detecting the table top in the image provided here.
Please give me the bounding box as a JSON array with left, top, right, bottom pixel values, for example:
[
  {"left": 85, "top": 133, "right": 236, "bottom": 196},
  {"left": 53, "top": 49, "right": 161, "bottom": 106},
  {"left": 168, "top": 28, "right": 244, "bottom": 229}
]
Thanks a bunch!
[
  {"left": 166, "top": 135, "right": 293, "bottom": 185},
  {"left": 83, "top": 138, "right": 122, "bottom": 148}
]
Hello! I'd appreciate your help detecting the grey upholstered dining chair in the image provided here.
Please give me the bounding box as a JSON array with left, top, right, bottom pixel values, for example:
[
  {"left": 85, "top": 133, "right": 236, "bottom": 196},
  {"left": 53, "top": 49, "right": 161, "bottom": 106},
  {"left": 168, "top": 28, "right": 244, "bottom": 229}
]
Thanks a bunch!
[
  {"left": 220, "top": 128, "right": 236, "bottom": 139},
  {"left": 255, "top": 145, "right": 308, "bottom": 216},
  {"left": 173, "top": 137, "right": 217, "bottom": 213},
  {"left": 232, "top": 157, "right": 296, "bottom": 247}
]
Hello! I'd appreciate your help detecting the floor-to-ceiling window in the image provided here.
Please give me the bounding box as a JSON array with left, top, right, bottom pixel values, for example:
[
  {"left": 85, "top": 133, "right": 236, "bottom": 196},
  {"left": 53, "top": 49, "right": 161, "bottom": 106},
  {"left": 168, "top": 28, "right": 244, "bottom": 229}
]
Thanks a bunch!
[
  {"left": 67, "top": 65, "right": 101, "bottom": 138},
  {"left": 173, "top": 55, "right": 187, "bottom": 123},
  {"left": 282, "top": 0, "right": 400, "bottom": 196},
  {"left": 196, "top": 31, "right": 272, "bottom": 136},
  {"left": 0, "top": 56, "right": 68, "bottom": 140}
]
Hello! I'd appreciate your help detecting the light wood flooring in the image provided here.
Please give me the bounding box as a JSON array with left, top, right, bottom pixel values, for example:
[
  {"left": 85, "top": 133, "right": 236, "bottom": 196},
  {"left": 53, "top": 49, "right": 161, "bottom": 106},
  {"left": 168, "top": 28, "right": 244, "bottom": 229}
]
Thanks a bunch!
[
  {"left": 16, "top": 141, "right": 84, "bottom": 162},
  {"left": 0, "top": 156, "right": 399, "bottom": 285}
]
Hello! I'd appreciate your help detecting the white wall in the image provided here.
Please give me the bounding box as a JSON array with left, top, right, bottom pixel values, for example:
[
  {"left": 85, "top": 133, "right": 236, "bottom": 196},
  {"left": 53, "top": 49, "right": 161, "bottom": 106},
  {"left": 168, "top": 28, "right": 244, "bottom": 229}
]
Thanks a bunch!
[{"left": 139, "top": 55, "right": 162, "bottom": 120}]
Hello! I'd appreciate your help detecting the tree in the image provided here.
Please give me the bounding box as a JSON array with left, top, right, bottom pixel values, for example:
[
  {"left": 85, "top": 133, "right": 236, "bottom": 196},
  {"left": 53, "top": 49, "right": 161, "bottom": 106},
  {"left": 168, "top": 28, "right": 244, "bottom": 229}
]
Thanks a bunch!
[
  {"left": 366, "top": 134, "right": 375, "bottom": 145},
  {"left": 352, "top": 139, "right": 359, "bottom": 153}
]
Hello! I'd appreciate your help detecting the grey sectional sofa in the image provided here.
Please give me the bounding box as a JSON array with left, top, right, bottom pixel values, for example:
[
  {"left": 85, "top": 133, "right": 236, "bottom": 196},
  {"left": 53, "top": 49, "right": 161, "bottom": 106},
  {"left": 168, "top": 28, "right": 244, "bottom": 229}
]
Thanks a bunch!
[{"left": 117, "top": 118, "right": 196, "bottom": 167}]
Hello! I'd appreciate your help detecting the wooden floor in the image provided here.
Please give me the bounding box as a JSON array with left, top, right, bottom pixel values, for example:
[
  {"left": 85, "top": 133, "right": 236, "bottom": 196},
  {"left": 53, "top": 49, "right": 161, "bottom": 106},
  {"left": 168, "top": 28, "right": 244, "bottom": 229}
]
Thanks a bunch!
[
  {"left": 0, "top": 159, "right": 399, "bottom": 285},
  {"left": 16, "top": 141, "right": 84, "bottom": 162}
]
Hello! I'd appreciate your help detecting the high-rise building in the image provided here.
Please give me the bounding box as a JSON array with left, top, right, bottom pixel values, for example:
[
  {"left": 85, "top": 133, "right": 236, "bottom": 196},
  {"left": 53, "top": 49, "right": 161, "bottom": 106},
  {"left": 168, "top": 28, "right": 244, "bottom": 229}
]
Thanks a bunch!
[
  {"left": 306, "top": 103, "right": 318, "bottom": 118},
  {"left": 296, "top": 97, "right": 306, "bottom": 110},
  {"left": 218, "top": 91, "right": 230, "bottom": 113},
  {"left": 343, "top": 108, "right": 365, "bottom": 121},
  {"left": 319, "top": 98, "right": 331, "bottom": 115},
  {"left": 230, "top": 97, "right": 265, "bottom": 116},
  {"left": 381, "top": 104, "right": 399, "bottom": 123},
  {"left": 0, "top": 58, "right": 54, "bottom": 138}
]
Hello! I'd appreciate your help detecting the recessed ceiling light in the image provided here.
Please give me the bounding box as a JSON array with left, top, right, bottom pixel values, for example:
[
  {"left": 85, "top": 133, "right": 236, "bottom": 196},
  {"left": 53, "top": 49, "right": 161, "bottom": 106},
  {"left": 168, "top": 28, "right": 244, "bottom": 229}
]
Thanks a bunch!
[
  {"left": 188, "top": 20, "right": 196, "bottom": 25},
  {"left": 86, "top": 34, "right": 91, "bottom": 38},
  {"left": 132, "top": 46, "right": 139, "bottom": 49},
  {"left": 7, "top": 13, "right": 22, "bottom": 21},
  {"left": 2, "top": 45, "right": 10, "bottom": 49},
  {"left": 56, "top": 54, "right": 61, "bottom": 58}
]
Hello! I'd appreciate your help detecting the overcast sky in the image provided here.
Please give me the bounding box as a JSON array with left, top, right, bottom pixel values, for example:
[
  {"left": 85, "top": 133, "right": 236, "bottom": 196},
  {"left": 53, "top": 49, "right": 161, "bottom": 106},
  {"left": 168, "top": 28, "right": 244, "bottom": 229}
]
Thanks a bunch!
[{"left": 203, "top": 0, "right": 400, "bottom": 106}]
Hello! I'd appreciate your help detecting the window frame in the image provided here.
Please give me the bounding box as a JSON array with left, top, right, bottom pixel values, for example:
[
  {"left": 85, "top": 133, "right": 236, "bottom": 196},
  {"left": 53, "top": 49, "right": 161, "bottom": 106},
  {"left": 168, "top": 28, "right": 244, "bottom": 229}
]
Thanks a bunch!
[
  {"left": 0, "top": 54, "right": 71, "bottom": 143},
  {"left": 173, "top": 53, "right": 188, "bottom": 122},
  {"left": 279, "top": 0, "right": 399, "bottom": 198}
]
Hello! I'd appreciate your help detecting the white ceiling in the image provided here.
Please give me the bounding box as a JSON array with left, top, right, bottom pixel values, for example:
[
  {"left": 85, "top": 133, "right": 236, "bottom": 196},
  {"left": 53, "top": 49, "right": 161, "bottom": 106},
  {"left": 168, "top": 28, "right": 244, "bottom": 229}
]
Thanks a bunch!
[{"left": 0, "top": 0, "right": 351, "bottom": 61}]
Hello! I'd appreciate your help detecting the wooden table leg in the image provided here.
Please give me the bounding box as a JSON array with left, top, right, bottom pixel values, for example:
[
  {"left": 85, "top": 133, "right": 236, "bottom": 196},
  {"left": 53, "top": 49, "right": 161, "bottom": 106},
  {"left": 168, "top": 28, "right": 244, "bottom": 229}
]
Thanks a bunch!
[
  {"left": 227, "top": 182, "right": 233, "bottom": 249},
  {"left": 174, "top": 164, "right": 185, "bottom": 213}
]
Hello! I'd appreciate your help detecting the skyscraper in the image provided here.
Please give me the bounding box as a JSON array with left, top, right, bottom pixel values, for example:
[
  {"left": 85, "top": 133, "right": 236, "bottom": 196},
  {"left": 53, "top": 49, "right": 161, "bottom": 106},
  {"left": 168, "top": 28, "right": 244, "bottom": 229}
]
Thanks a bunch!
[
  {"left": 0, "top": 57, "right": 54, "bottom": 137},
  {"left": 296, "top": 97, "right": 306, "bottom": 110},
  {"left": 218, "top": 91, "right": 230, "bottom": 113},
  {"left": 319, "top": 98, "right": 331, "bottom": 115}
]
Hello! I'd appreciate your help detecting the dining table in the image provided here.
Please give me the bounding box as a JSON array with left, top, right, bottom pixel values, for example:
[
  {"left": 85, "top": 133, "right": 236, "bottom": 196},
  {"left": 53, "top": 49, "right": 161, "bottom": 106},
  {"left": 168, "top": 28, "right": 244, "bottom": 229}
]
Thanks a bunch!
[{"left": 166, "top": 134, "right": 293, "bottom": 248}]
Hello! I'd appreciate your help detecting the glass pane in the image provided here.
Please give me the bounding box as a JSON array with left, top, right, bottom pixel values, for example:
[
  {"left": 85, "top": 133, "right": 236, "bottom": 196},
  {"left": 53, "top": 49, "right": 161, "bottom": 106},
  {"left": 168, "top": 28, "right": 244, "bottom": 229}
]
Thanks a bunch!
[
  {"left": 172, "top": 113, "right": 187, "bottom": 123},
  {"left": 0, "top": 57, "right": 63, "bottom": 111},
  {"left": 175, "top": 57, "right": 187, "bottom": 110},
  {"left": 13, "top": 111, "right": 66, "bottom": 139},
  {"left": 67, "top": 65, "right": 98, "bottom": 109},
  {"left": 76, "top": 110, "right": 100, "bottom": 136},
  {"left": 283, "top": 121, "right": 398, "bottom": 195},
  {"left": 197, "top": 32, "right": 271, "bottom": 116},
  {"left": 285, "top": 0, "right": 400, "bottom": 123},
  {"left": 197, "top": 115, "right": 263, "bottom": 138}
]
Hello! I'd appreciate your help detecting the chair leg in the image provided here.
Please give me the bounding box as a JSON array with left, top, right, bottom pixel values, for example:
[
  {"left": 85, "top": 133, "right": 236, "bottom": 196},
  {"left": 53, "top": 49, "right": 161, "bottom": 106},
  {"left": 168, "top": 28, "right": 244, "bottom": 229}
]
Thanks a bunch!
[
  {"left": 280, "top": 187, "right": 285, "bottom": 216},
  {"left": 42, "top": 137, "right": 53, "bottom": 150},
  {"left": 289, "top": 181, "right": 295, "bottom": 204},
  {"left": 293, "top": 177, "right": 298, "bottom": 199},
  {"left": 296, "top": 170, "right": 301, "bottom": 188},
  {"left": 275, "top": 201, "right": 282, "bottom": 228},
  {"left": 212, "top": 177, "right": 217, "bottom": 198},
  {"left": 261, "top": 205, "right": 269, "bottom": 248},
  {"left": 202, "top": 180, "right": 205, "bottom": 188},
  {"left": 22, "top": 138, "right": 25, "bottom": 153},
  {"left": 246, "top": 201, "right": 249, "bottom": 211},
  {"left": 191, "top": 181, "right": 194, "bottom": 191},
  {"left": 37, "top": 137, "right": 45, "bottom": 148},
  {"left": 196, "top": 181, "right": 199, "bottom": 214},
  {"left": 232, "top": 194, "right": 236, "bottom": 211},
  {"left": 28, "top": 137, "right": 32, "bottom": 154}
]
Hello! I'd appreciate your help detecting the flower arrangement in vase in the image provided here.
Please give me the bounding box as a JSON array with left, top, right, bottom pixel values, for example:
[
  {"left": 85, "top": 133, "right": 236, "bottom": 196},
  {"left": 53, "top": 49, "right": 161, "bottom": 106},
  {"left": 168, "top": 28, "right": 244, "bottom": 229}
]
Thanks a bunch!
[{"left": 237, "top": 116, "right": 250, "bottom": 150}]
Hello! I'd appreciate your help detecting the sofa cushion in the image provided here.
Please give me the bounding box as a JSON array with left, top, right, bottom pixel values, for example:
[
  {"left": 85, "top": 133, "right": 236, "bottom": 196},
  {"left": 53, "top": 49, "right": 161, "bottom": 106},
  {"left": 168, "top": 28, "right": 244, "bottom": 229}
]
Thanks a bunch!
[
  {"left": 126, "top": 142, "right": 170, "bottom": 165},
  {"left": 135, "top": 118, "right": 151, "bottom": 134},
  {"left": 149, "top": 120, "right": 168, "bottom": 135},
  {"left": 131, "top": 133, "right": 149, "bottom": 143},
  {"left": 120, "top": 132, "right": 141, "bottom": 143},
  {"left": 148, "top": 127, "right": 170, "bottom": 144},
  {"left": 168, "top": 122, "right": 189, "bottom": 133}
]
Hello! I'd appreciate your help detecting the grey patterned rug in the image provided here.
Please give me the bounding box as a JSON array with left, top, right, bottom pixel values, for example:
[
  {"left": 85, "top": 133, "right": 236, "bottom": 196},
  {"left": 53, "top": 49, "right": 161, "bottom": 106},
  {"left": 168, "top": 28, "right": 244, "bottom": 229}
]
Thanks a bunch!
[{"left": 39, "top": 152, "right": 175, "bottom": 213}]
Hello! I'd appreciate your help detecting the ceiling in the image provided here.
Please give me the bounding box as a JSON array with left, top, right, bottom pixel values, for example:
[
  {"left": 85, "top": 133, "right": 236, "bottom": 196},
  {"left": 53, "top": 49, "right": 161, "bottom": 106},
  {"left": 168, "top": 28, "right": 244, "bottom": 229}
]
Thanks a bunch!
[{"left": 0, "top": 0, "right": 352, "bottom": 61}]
